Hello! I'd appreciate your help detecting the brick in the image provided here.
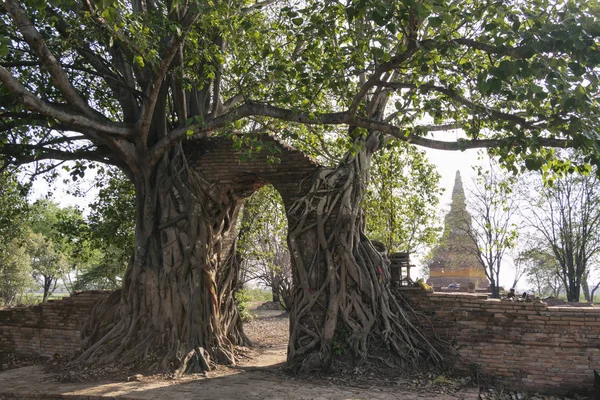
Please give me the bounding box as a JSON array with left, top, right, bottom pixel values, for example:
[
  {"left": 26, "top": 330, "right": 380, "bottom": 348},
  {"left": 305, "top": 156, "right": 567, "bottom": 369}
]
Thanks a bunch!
[
  {"left": 0, "top": 291, "right": 109, "bottom": 358},
  {"left": 399, "top": 290, "right": 600, "bottom": 394}
]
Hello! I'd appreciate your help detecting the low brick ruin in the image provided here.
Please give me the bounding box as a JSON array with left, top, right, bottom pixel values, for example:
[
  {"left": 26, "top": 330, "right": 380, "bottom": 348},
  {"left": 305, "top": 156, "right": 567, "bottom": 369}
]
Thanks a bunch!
[
  {"left": 1, "top": 288, "right": 599, "bottom": 395},
  {"left": 0, "top": 291, "right": 110, "bottom": 359},
  {"left": 398, "top": 287, "right": 600, "bottom": 395}
]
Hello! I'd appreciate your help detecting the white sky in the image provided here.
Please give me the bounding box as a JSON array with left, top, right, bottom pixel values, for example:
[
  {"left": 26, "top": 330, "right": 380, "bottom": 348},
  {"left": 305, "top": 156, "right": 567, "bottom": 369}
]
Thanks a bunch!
[{"left": 28, "top": 168, "right": 99, "bottom": 214}]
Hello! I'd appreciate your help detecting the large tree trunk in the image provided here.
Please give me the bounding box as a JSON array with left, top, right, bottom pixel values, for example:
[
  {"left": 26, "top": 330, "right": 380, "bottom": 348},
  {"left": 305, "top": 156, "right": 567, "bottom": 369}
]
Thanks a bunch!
[
  {"left": 78, "top": 145, "right": 248, "bottom": 374},
  {"left": 565, "top": 269, "right": 581, "bottom": 302},
  {"left": 582, "top": 273, "right": 591, "bottom": 302},
  {"left": 272, "top": 273, "right": 281, "bottom": 303},
  {"left": 286, "top": 136, "right": 443, "bottom": 373}
]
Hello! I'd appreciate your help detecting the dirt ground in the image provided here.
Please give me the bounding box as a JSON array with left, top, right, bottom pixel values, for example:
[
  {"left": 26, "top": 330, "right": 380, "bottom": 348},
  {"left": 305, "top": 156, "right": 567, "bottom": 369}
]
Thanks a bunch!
[{"left": 0, "top": 305, "right": 589, "bottom": 400}]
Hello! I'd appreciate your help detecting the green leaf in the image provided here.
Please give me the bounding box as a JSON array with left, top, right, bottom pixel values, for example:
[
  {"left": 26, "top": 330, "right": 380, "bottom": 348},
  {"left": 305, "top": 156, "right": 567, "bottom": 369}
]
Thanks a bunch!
[
  {"left": 568, "top": 62, "right": 585, "bottom": 76},
  {"left": 133, "top": 55, "right": 145, "bottom": 68},
  {"left": 484, "top": 22, "right": 497, "bottom": 31},
  {"left": 101, "top": 7, "right": 117, "bottom": 23},
  {"left": 525, "top": 157, "right": 544, "bottom": 171},
  {"left": 429, "top": 16, "right": 443, "bottom": 28}
]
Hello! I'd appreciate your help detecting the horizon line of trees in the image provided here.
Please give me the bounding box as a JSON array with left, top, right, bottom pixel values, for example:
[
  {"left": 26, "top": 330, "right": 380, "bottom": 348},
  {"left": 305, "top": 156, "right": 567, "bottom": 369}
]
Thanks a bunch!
[
  {"left": 0, "top": 170, "right": 134, "bottom": 306},
  {"left": 4, "top": 157, "right": 600, "bottom": 307},
  {"left": 456, "top": 158, "right": 600, "bottom": 302}
]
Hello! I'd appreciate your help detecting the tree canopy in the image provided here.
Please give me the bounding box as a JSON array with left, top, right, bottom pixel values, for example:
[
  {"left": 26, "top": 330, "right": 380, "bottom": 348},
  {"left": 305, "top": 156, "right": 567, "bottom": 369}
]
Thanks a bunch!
[
  {"left": 1, "top": 0, "right": 599, "bottom": 174},
  {"left": 365, "top": 141, "right": 442, "bottom": 254}
]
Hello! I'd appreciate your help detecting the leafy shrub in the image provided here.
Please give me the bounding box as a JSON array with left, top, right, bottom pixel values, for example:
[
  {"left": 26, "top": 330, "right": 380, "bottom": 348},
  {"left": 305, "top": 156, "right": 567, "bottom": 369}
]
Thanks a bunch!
[
  {"left": 235, "top": 289, "right": 254, "bottom": 322},
  {"left": 243, "top": 287, "right": 273, "bottom": 303}
]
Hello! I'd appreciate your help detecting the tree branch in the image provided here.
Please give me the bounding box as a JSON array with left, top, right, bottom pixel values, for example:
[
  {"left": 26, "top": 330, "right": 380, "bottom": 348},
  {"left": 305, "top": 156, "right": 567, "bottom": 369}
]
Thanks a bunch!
[
  {"left": 0, "top": 66, "right": 133, "bottom": 137},
  {"left": 138, "top": 9, "right": 200, "bottom": 142},
  {"left": 1, "top": 143, "right": 120, "bottom": 166},
  {"left": 150, "top": 101, "right": 574, "bottom": 164},
  {"left": 419, "top": 122, "right": 463, "bottom": 132},
  {"left": 221, "top": 94, "right": 244, "bottom": 114},
  {"left": 347, "top": 44, "right": 417, "bottom": 116},
  {"left": 47, "top": 9, "right": 142, "bottom": 123},
  {"left": 3, "top": 0, "right": 100, "bottom": 120},
  {"left": 378, "top": 82, "right": 530, "bottom": 127}
]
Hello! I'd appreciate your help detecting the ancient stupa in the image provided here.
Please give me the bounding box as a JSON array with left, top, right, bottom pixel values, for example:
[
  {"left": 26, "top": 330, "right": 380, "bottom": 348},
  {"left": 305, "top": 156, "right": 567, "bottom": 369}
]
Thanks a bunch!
[{"left": 427, "top": 171, "right": 489, "bottom": 290}]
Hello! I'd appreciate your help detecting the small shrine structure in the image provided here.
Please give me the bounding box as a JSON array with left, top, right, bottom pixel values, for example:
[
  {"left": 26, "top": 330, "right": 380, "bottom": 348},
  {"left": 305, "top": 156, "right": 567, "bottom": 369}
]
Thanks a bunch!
[{"left": 427, "top": 171, "right": 489, "bottom": 290}]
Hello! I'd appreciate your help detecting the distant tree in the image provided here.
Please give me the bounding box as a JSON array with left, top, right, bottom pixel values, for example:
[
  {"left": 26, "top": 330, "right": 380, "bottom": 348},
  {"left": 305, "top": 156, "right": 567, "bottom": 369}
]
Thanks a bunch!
[
  {"left": 0, "top": 239, "right": 32, "bottom": 305},
  {"left": 462, "top": 165, "right": 519, "bottom": 298},
  {"left": 524, "top": 169, "right": 600, "bottom": 302},
  {"left": 517, "top": 246, "right": 562, "bottom": 298},
  {"left": 28, "top": 200, "right": 92, "bottom": 298},
  {"left": 0, "top": 171, "right": 31, "bottom": 305},
  {"left": 75, "top": 171, "right": 135, "bottom": 290},
  {"left": 26, "top": 230, "right": 68, "bottom": 301},
  {"left": 52, "top": 205, "right": 99, "bottom": 293},
  {"left": 365, "top": 142, "right": 443, "bottom": 254},
  {"left": 581, "top": 268, "right": 600, "bottom": 303},
  {"left": 0, "top": 172, "right": 29, "bottom": 242},
  {"left": 238, "top": 185, "right": 292, "bottom": 309},
  {"left": 509, "top": 258, "right": 527, "bottom": 291}
]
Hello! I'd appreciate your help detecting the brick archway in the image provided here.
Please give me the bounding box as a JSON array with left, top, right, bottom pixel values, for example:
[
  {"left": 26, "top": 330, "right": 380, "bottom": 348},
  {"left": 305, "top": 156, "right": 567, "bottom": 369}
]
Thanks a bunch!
[
  {"left": 183, "top": 135, "right": 322, "bottom": 276},
  {"left": 184, "top": 136, "right": 320, "bottom": 209}
]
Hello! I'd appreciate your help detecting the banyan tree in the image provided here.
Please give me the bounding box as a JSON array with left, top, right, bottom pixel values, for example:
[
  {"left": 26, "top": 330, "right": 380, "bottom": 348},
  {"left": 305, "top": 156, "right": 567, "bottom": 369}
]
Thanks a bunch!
[{"left": 1, "top": 0, "right": 599, "bottom": 374}]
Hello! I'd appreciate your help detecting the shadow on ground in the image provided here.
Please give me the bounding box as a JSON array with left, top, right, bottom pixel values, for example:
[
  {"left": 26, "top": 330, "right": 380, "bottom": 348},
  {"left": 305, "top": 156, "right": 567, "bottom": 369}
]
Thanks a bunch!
[
  {"left": 0, "top": 343, "right": 478, "bottom": 400},
  {"left": 0, "top": 305, "right": 482, "bottom": 399}
]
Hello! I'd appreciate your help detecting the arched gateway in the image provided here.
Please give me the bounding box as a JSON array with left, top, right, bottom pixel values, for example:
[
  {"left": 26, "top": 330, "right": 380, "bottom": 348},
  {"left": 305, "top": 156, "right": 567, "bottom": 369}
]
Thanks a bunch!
[
  {"left": 184, "top": 136, "right": 320, "bottom": 211},
  {"left": 183, "top": 135, "right": 321, "bottom": 281},
  {"left": 80, "top": 136, "right": 441, "bottom": 374},
  {"left": 183, "top": 136, "right": 325, "bottom": 367},
  {"left": 176, "top": 136, "right": 442, "bottom": 372}
]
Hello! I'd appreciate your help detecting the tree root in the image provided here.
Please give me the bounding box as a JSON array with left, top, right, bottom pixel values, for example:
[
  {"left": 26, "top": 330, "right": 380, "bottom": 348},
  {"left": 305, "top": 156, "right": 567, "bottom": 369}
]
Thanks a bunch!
[
  {"left": 287, "top": 142, "right": 448, "bottom": 373},
  {"left": 74, "top": 145, "right": 248, "bottom": 375}
]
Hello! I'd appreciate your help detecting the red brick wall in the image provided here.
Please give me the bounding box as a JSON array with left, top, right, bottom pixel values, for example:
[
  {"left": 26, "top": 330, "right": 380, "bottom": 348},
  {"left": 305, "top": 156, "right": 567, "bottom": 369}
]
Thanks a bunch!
[
  {"left": 184, "top": 135, "right": 322, "bottom": 265},
  {"left": 0, "top": 291, "right": 111, "bottom": 358},
  {"left": 184, "top": 136, "right": 320, "bottom": 207},
  {"left": 397, "top": 287, "right": 600, "bottom": 394}
]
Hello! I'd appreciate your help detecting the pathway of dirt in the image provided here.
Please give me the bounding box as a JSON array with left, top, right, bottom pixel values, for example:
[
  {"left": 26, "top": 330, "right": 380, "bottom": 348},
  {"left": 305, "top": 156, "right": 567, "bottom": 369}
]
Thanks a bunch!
[
  {"left": 0, "top": 306, "right": 482, "bottom": 399},
  {"left": 0, "top": 345, "right": 478, "bottom": 400}
]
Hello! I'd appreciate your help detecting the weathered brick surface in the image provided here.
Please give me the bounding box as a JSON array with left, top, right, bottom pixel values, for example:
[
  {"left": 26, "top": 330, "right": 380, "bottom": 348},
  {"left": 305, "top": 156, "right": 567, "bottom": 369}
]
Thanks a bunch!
[
  {"left": 185, "top": 136, "right": 325, "bottom": 279},
  {"left": 0, "top": 291, "right": 111, "bottom": 358},
  {"left": 184, "top": 136, "right": 320, "bottom": 207},
  {"left": 396, "top": 287, "right": 600, "bottom": 394}
]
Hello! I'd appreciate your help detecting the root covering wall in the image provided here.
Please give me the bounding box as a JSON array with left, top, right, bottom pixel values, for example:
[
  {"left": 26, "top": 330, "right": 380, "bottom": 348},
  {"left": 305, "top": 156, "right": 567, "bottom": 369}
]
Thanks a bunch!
[
  {"left": 0, "top": 291, "right": 110, "bottom": 358},
  {"left": 397, "top": 287, "right": 600, "bottom": 394}
]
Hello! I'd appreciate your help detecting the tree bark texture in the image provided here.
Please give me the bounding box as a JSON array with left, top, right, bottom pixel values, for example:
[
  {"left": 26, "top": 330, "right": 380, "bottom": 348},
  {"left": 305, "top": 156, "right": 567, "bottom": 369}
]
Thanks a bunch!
[
  {"left": 286, "top": 139, "right": 444, "bottom": 373},
  {"left": 78, "top": 145, "right": 249, "bottom": 374}
]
